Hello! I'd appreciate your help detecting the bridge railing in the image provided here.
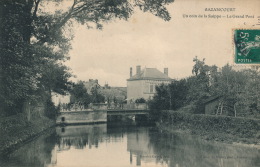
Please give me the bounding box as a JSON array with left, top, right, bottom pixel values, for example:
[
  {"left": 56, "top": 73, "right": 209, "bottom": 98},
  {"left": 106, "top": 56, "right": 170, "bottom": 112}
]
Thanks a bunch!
[
  {"left": 59, "top": 103, "right": 148, "bottom": 112},
  {"left": 107, "top": 103, "right": 148, "bottom": 110},
  {"left": 59, "top": 103, "right": 107, "bottom": 112}
]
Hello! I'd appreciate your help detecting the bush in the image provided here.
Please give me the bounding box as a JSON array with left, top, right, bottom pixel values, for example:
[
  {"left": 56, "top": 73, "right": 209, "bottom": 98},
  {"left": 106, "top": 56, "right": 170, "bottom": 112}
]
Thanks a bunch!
[
  {"left": 158, "top": 111, "right": 260, "bottom": 139},
  {"left": 0, "top": 113, "right": 55, "bottom": 153},
  {"left": 175, "top": 103, "right": 196, "bottom": 114},
  {"left": 45, "top": 98, "right": 58, "bottom": 119},
  {"left": 135, "top": 98, "right": 146, "bottom": 103}
]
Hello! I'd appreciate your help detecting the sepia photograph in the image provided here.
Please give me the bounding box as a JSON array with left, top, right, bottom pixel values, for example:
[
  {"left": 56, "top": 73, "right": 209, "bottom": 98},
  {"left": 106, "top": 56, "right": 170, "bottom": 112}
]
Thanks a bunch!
[{"left": 0, "top": 0, "right": 260, "bottom": 167}]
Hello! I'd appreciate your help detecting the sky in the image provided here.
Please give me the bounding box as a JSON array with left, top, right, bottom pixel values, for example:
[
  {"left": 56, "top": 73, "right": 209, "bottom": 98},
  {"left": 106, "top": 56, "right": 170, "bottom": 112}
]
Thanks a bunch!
[{"left": 64, "top": 0, "right": 260, "bottom": 87}]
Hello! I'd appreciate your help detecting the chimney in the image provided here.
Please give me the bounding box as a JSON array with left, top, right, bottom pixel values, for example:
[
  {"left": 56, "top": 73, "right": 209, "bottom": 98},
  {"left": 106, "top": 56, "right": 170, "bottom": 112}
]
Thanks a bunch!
[
  {"left": 164, "top": 68, "right": 168, "bottom": 76},
  {"left": 130, "top": 67, "right": 133, "bottom": 77},
  {"left": 136, "top": 65, "right": 141, "bottom": 75}
]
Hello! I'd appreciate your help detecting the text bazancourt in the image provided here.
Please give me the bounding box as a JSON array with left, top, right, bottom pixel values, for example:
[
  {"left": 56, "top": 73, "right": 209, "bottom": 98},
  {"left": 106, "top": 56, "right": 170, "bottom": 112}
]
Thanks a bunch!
[{"left": 205, "top": 8, "right": 236, "bottom": 12}]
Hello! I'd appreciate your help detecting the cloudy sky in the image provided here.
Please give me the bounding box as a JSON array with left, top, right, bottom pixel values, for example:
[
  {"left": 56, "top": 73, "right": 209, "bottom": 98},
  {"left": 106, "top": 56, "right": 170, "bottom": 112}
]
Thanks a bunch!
[{"left": 65, "top": 0, "right": 260, "bottom": 87}]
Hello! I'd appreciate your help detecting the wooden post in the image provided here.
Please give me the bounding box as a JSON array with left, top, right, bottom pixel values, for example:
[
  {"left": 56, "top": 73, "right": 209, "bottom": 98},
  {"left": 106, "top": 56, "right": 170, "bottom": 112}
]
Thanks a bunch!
[
  {"left": 234, "top": 103, "right": 237, "bottom": 117},
  {"left": 23, "top": 101, "right": 31, "bottom": 121},
  {"left": 220, "top": 101, "right": 223, "bottom": 115}
]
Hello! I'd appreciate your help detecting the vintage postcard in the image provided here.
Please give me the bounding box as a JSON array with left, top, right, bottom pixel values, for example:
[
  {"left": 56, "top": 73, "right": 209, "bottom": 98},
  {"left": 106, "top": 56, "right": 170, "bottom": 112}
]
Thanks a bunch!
[{"left": 0, "top": 0, "right": 260, "bottom": 167}]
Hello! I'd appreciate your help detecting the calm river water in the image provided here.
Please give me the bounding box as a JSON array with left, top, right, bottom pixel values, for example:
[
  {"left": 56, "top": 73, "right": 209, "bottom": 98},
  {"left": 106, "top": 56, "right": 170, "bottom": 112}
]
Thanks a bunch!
[{"left": 1, "top": 122, "right": 259, "bottom": 167}]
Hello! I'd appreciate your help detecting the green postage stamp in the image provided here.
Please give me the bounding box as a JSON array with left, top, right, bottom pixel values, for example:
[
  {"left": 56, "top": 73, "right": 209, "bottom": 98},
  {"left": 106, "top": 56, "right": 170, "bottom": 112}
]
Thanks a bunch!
[{"left": 234, "top": 29, "right": 260, "bottom": 64}]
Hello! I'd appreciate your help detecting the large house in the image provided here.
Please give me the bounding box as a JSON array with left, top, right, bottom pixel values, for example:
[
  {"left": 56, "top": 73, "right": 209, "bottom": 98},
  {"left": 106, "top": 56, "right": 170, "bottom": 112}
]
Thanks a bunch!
[{"left": 127, "top": 65, "right": 172, "bottom": 103}]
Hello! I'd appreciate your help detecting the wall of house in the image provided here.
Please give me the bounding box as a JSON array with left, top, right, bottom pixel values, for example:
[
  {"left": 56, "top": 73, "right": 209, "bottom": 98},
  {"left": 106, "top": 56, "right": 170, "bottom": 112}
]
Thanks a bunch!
[
  {"left": 127, "top": 80, "right": 171, "bottom": 102},
  {"left": 127, "top": 80, "right": 144, "bottom": 102}
]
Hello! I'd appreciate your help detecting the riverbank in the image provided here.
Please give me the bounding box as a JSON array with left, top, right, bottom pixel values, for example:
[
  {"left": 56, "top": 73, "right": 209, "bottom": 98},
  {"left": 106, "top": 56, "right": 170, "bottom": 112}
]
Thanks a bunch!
[
  {"left": 0, "top": 113, "right": 55, "bottom": 154},
  {"left": 156, "top": 110, "right": 260, "bottom": 145}
]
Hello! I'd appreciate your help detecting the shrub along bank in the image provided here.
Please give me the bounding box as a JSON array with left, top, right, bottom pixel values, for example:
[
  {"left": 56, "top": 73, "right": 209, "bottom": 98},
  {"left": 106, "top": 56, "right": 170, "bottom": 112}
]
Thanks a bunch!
[
  {"left": 155, "top": 110, "right": 260, "bottom": 144},
  {"left": 0, "top": 113, "right": 55, "bottom": 154}
]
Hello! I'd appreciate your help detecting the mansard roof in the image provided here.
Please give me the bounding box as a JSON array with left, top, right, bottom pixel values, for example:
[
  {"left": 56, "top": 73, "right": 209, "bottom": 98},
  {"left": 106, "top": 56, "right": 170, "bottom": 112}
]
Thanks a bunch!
[{"left": 127, "top": 68, "right": 172, "bottom": 81}]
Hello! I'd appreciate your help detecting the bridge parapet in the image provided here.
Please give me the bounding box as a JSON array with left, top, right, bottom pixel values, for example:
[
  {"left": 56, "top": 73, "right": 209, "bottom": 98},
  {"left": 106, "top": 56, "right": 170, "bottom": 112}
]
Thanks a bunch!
[
  {"left": 107, "top": 103, "right": 148, "bottom": 110},
  {"left": 59, "top": 103, "right": 148, "bottom": 112}
]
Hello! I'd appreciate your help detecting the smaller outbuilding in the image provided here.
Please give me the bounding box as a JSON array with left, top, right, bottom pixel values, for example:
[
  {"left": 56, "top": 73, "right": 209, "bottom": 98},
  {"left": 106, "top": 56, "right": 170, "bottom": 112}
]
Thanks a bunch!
[{"left": 204, "top": 96, "right": 223, "bottom": 115}]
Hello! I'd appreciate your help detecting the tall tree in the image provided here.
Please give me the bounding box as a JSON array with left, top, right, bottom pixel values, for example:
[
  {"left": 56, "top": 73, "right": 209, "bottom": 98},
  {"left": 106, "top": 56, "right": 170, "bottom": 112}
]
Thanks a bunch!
[
  {"left": 0, "top": 0, "right": 174, "bottom": 115},
  {"left": 0, "top": 1, "right": 38, "bottom": 114}
]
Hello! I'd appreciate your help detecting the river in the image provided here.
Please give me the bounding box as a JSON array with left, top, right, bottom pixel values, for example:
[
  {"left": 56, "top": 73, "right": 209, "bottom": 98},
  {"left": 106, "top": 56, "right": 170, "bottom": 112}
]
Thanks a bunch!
[{"left": 0, "top": 122, "right": 259, "bottom": 167}]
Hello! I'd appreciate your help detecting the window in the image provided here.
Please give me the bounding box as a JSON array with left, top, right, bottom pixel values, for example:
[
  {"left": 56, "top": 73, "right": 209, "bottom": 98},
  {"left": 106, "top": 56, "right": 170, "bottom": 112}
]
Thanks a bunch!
[
  {"left": 61, "top": 117, "right": 65, "bottom": 122},
  {"left": 150, "top": 84, "right": 154, "bottom": 93}
]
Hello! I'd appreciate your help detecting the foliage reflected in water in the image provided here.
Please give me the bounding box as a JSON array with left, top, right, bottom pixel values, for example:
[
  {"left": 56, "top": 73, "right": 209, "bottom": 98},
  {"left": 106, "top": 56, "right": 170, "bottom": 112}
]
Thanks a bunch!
[
  {"left": 56, "top": 124, "right": 106, "bottom": 151},
  {"left": 1, "top": 125, "right": 259, "bottom": 167},
  {"left": 0, "top": 130, "right": 56, "bottom": 167},
  {"left": 148, "top": 128, "right": 260, "bottom": 167}
]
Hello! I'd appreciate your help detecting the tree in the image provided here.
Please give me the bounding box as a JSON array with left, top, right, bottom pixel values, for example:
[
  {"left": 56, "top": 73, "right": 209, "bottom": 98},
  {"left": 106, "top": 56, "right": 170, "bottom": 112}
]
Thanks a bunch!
[
  {"left": 208, "top": 64, "right": 251, "bottom": 116},
  {"left": 149, "top": 84, "right": 170, "bottom": 110},
  {"left": 38, "top": 60, "right": 72, "bottom": 95},
  {"left": 188, "top": 57, "right": 212, "bottom": 113},
  {"left": 0, "top": 1, "right": 36, "bottom": 114},
  {"left": 0, "top": 0, "right": 71, "bottom": 115},
  {"left": 70, "top": 81, "right": 91, "bottom": 108},
  {"left": 149, "top": 57, "right": 260, "bottom": 117},
  {"left": 233, "top": 69, "right": 260, "bottom": 117},
  {"left": 91, "top": 85, "right": 105, "bottom": 103},
  {"left": 0, "top": 0, "right": 174, "bottom": 115},
  {"left": 149, "top": 79, "right": 189, "bottom": 111},
  {"left": 168, "top": 79, "right": 189, "bottom": 110}
]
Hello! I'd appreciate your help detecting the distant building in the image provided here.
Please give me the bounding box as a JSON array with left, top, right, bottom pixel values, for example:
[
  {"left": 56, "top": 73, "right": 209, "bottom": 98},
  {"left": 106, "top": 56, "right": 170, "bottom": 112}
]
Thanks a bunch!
[
  {"left": 101, "top": 85, "right": 127, "bottom": 103},
  {"left": 83, "top": 79, "right": 101, "bottom": 94},
  {"left": 127, "top": 65, "right": 172, "bottom": 103},
  {"left": 52, "top": 93, "right": 70, "bottom": 106}
]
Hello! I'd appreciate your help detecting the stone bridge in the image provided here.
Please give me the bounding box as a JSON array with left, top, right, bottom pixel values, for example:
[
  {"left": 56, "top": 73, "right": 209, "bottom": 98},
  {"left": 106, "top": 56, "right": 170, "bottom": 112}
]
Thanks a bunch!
[
  {"left": 107, "top": 109, "right": 148, "bottom": 116},
  {"left": 56, "top": 103, "right": 149, "bottom": 125}
]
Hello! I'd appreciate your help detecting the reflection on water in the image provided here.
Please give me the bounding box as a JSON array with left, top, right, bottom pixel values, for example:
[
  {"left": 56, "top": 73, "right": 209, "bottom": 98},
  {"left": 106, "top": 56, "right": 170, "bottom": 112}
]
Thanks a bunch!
[
  {"left": 1, "top": 124, "right": 259, "bottom": 167},
  {"left": 56, "top": 125, "right": 106, "bottom": 150},
  {"left": 0, "top": 130, "right": 57, "bottom": 167},
  {"left": 149, "top": 131, "right": 260, "bottom": 167}
]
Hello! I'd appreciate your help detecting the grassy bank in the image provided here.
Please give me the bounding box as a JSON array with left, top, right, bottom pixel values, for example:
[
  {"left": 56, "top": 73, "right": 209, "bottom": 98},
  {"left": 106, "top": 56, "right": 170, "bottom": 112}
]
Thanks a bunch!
[
  {"left": 156, "top": 110, "right": 260, "bottom": 145},
  {"left": 0, "top": 113, "right": 55, "bottom": 154}
]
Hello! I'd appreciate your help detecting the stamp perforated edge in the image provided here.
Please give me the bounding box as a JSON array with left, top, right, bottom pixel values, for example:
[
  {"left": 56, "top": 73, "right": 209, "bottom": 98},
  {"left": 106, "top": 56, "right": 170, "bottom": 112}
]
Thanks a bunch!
[{"left": 232, "top": 28, "right": 260, "bottom": 66}]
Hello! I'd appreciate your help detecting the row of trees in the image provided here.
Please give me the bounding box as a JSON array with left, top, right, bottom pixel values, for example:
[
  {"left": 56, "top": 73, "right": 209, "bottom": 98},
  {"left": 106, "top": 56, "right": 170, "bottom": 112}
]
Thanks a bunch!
[
  {"left": 70, "top": 82, "right": 130, "bottom": 109},
  {"left": 69, "top": 81, "right": 105, "bottom": 108},
  {"left": 149, "top": 57, "right": 260, "bottom": 118},
  {"left": 0, "top": 0, "right": 173, "bottom": 116}
]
